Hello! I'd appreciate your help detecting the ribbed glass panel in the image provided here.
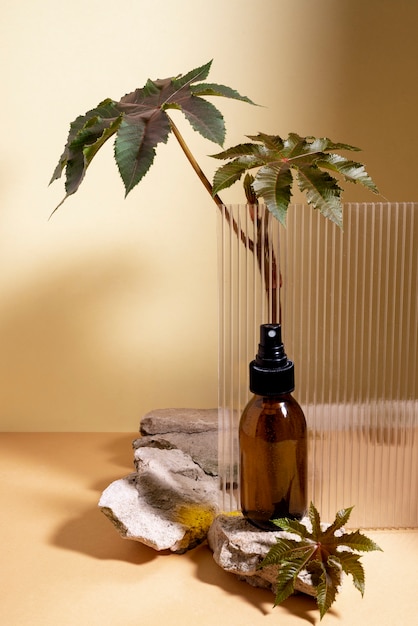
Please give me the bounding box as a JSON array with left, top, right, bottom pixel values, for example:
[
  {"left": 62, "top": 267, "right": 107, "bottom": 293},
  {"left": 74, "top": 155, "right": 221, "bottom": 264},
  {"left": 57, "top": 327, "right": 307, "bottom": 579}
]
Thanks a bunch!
[
  {"left": 218, "top": 202, "right": 417, "bottom": 528},
  {"left": 217, "top": 204, "right": 281, "bottom": 512}
]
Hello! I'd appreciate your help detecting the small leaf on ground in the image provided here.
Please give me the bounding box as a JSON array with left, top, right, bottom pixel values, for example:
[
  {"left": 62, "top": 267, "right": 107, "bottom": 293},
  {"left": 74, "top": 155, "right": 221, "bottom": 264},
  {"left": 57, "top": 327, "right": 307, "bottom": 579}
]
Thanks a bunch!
[{"left": 260, "top": 503, "right": 382, "bottom": 620}]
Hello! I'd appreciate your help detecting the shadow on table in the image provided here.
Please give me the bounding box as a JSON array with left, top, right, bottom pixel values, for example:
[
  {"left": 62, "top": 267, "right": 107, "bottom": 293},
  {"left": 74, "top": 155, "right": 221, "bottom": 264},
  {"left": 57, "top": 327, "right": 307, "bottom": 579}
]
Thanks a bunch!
[
  {"left": 187, "top": 543, "right": 338, "bottom": 624},
  {"left": 50, "top": 504, "right": 159, "bottom": 565}
]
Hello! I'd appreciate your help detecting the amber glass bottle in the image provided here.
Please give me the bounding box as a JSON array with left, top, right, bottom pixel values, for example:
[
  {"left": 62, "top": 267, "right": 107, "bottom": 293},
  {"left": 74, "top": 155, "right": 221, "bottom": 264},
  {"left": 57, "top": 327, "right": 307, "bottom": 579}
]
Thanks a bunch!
[{"left": 239, "top": 324, "right": 307, "bottom": 530}]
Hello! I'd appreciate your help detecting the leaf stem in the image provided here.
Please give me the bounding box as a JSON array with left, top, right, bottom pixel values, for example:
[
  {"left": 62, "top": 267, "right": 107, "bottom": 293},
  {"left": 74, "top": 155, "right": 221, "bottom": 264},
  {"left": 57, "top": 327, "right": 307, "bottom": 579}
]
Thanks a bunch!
[
  {"left": 169, "top": 116, "right": 280, "bottom": 324},
  {"left": 168, "top": 116, "right": 255, "bottom": 253},
  {"left": 168, "top": 117, "right": 224, "bottom": 207}
]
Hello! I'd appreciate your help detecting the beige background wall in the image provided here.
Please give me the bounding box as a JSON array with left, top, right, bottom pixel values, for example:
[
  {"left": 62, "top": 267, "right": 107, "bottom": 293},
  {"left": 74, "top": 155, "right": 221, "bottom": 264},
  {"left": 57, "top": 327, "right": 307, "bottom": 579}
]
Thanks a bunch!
[{"left": 1, "top": 0, "right": 417, "bottom": 431}]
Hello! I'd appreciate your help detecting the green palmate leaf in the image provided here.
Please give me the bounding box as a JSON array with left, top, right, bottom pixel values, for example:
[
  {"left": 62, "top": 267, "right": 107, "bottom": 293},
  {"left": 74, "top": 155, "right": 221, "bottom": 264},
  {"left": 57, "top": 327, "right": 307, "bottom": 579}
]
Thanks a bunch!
[
  {"left": 307, "top": 501, "right": 322, "bottom": 539},
  {"left": 306, "top": 558, "right": 326, "bottom": 587},
  {"left": 176, "top": 96, "right": 226, "bottom": 145},
  {"left": 212, "top": 153, "right": 266, "bottom": 196},
  {"left": 316, "top": 560, "right": 342, "bottom": 620},
  {"left": 50, "top": 99, "right": 121, "bottom": 185},
  {"left": 271, "top": 516, "right": 310, "bottom": 539},
  {"left": 260, "top": 540, "right": 314, "bottom": 567},
  {"left": 50, "top": 61, "right": 254, "bottom": 207},
  {"left": 212, "top": 159, "right": 251, "bottom": 194},
  {"left": 247, "top": 132, "right": 286, "bottom": 153},
  {"left": 300, "top": 136, "right": 361, "bottom": 154},
  {"left": 283, "top": 133, "right": 313, "bottom": 158},
  {"left": 244, "top": 173, "right": 258, "bottom": 204},
  {"left": 252, "top": 163, "right": 293, "bottom": 225},
  {"left": 211, "top": 142, "right": 268, "bottom": 160},
  {"left": 337, "top": 530, "right": 383, "bottom": 553},
  {"left": 296, "top": 164, "right": 343, "bottom": 228},
  {"left": 211, "top": 132, "right": 379, "bottom": 228},
  {"left": 321, "top": 506, "right": 354, "bottom": 541},
  {"left": 49, "top": 100, "right": 124, "bottom": 214},
  {"left": 117, "top": 108, "right": 172, "bottom": 195},
  {"left": 317, "top": 153, "right": 379, "bottom": 192},
  {"left": 63, "top": 115, "right": 122, "bottom": 197},
  {"left": 63, "top": 153, "right": 86, "bottom": 201},
  {"left": 260, "top": 503, "right": 382, "bottom": 620},
  {"left": 337, "top": 552, "right": 366, "bottom": 595},
  {"left": 114, "top": 115, "right": 168, "bottom": 196},
  {"left": 274, "top": 573, "right": 297, "bottom": 605},
  {"left": 273, "top": 560, "right": 308, "bottom": 606},
  {"left": 83, "top": 116, "right": 123, "bottom": 169},
  {"left": 50, "top": 119, "right": 89, "bottom": 184},
  {"left": 191, "top": 82, "right": 256, "bottom": 105},
  {"left": 172, "top": 60, "right": 212, "bottom": 87}
]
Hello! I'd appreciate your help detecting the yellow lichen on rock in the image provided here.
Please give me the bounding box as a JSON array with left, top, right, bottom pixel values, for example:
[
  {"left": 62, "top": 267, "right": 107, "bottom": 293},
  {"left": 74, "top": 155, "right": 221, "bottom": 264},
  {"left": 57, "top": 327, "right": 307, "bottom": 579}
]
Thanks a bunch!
[{"left": 173, "top": 504, "right": 217, "bottom": 552}]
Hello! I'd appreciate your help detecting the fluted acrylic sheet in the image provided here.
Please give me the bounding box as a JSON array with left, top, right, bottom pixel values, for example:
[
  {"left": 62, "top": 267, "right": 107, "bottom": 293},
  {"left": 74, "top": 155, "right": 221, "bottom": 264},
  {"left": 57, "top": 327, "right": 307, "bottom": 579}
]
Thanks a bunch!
[
  {"left": 218, "top": 202, "right": 417, "bottom": 528},
  {"left": 217, "top": 204, "right": 281, "bottom": 513}
]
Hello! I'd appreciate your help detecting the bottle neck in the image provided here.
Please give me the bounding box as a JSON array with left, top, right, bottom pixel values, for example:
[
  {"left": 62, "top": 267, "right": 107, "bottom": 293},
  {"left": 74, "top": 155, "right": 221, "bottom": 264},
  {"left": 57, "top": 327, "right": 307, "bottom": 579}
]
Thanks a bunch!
[{"left": 255, "top": 393, "right": 293, "bottom": 405}]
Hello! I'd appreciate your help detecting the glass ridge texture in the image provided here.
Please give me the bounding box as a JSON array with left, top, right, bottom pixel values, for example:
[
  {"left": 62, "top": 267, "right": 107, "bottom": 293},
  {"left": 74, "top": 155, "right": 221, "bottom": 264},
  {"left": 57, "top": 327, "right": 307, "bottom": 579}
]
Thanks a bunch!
[{"left": 218, "top": 202, "right": 418, "bottom": 528}]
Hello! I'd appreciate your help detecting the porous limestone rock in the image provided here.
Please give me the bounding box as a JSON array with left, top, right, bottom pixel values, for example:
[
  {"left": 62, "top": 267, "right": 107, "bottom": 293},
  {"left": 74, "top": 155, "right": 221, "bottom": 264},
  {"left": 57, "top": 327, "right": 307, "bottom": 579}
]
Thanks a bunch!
[
  {"left": 139, "top": 407, "right": 218, "bottom": 436},
  {"left": 99, "top": 407, "right": 316, "bottom": 598},
  {"left": 99, "top": 445, "right": 219, "bottom": 553},
  {"left": 133, "top": 408, "right": 219, "bottom": 476},
  {"left": 133, "top": 431, "right": 218, "bottom": 476},
  {"left": 207, "top": 514, "right": 316, "bottom": 597}
]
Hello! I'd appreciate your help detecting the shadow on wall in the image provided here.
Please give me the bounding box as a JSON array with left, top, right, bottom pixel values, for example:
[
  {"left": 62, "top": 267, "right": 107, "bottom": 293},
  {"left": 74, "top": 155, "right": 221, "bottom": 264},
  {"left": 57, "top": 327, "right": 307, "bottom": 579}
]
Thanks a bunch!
[{"left": 0, "top": 246, "right": 165, "bottom": 431}]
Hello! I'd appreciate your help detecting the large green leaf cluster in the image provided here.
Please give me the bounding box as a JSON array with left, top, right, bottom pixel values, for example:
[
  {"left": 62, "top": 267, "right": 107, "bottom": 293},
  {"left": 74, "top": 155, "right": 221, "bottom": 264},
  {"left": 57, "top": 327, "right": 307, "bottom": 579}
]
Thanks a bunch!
[
  {"left": 50, "top": 61, "right": 253, "bottom": 211},
  {"left": 50, "top": 60, "right": 379, "bottom": 227},
  {"left": 260, "top": 502, "right": 382, "bottom": 620},
  {"left": 212, "top": 133, "right": 379, "bottom": 227}
]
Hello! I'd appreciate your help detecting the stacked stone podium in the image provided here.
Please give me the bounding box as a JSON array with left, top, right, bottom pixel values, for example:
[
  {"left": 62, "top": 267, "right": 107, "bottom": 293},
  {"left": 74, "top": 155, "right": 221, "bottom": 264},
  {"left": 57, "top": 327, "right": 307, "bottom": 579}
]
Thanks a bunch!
[{"left": 98, "top": 408, "right": 314, "bottom": 597}]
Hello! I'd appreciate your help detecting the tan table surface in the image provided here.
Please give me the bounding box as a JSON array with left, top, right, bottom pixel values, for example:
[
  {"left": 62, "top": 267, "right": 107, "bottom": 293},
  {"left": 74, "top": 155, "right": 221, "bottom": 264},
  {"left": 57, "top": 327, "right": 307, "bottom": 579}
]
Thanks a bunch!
[{"left": 0, "top": 432, "right": 416, "bottom": 626}]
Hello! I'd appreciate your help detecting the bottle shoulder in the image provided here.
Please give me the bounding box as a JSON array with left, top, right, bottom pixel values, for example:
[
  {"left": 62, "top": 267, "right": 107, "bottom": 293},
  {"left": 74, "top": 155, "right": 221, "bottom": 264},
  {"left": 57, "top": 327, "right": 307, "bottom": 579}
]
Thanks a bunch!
[
  {"left": 243, "top": 394, "right": 305, "bottom": 414},
  {"left": 240, "top": 394, "right": 307, "bottom": 438}
]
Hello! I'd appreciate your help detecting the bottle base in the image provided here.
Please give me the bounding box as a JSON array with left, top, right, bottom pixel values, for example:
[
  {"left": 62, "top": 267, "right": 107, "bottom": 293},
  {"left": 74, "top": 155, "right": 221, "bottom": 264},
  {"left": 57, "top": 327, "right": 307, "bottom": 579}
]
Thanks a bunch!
[
  {"left": 245, "top": 518, "right": 282, "bottom": 531},
  {"left": 242, "top": 510, "right": 305, "bottom": 531}
]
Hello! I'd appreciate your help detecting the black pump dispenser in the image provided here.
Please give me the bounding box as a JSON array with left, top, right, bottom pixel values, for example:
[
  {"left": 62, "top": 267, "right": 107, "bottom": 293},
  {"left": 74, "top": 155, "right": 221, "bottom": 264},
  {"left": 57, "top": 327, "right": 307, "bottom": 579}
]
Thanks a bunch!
[
  {"left": 250, "top": 324, "right": 295, "bottom": 396},
  {"left": 239, "top": 322, "right": 307, "bottom": 529}
]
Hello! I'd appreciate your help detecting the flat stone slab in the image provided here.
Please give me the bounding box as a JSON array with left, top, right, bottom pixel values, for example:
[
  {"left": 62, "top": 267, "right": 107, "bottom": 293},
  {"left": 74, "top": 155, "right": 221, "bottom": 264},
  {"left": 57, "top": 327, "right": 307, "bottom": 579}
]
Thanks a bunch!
[
  {"left": 134, "top": 407, "right": 219, "bottom": 476},
  {"left": 207, "top": 514, "right": 316, "bottom": 597},
  {"left": 139, "top": 408, "right": 218, "bottom": 435},
  {"left": 99, "top": 407, "right": 313, "bottom": 597}
]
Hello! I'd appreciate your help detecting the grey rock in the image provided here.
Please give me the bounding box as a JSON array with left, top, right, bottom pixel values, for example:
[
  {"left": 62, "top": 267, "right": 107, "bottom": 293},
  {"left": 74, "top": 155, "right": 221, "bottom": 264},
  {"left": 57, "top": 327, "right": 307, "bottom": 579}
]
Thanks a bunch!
[
  {"left": 99, "top": 446, "right": 219, "bottom": 553},
  {"left": 133, "top": 431, "right": 218, "bottom": 476},
  {"left": 100, "top": 406, "right": 314, "bottom": 597},
  {"left": 139, "top": 407, "right": 218, "bottom": 435},
  {"left": 207, "top": 514, "right": 316, "bottom": 597}
]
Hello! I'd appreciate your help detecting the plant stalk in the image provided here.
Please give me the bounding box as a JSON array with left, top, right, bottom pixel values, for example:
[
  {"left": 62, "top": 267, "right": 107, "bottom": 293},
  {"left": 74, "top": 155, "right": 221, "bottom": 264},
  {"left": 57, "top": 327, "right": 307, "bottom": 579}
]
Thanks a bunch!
[
  {"left": 169, "top": 118, "right": 224, "bottom": 207},
  {"left": 169, "top": 117, "right": 252, "bottom": 249},
  {"left": 169, "top": 116, "right": 280, "bottom": 324}
]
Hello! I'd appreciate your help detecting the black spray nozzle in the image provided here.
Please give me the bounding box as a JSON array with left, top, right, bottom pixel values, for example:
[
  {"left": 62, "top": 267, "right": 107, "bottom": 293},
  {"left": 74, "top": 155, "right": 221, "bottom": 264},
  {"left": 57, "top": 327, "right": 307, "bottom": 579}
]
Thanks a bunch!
[
  {"left": 250, "top": 324, "right": 295, "bottom": 395},
  {"left": 255, "top": 324, "right": 287, "bottom": 367}
]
